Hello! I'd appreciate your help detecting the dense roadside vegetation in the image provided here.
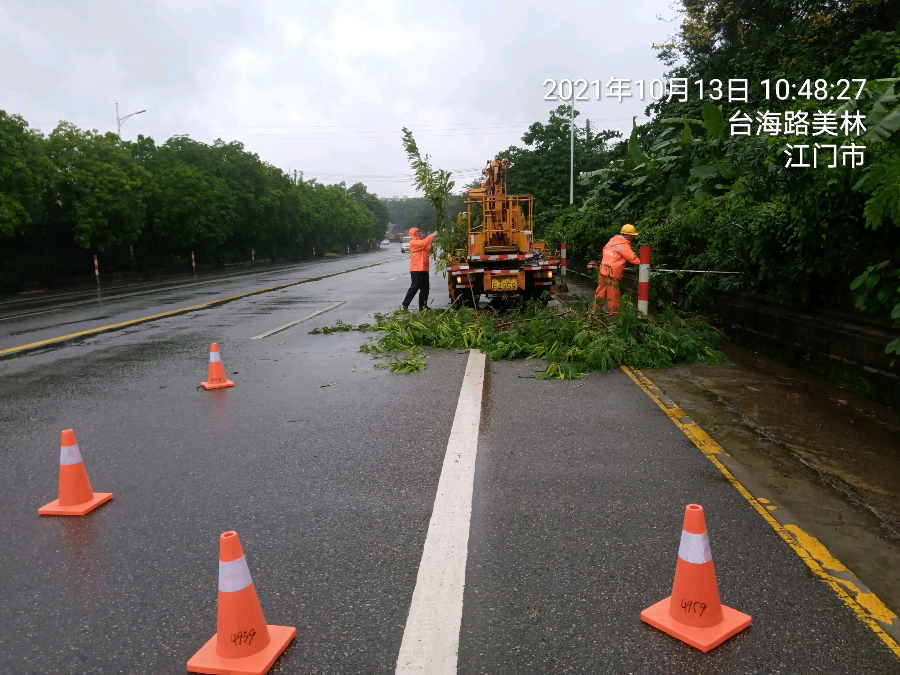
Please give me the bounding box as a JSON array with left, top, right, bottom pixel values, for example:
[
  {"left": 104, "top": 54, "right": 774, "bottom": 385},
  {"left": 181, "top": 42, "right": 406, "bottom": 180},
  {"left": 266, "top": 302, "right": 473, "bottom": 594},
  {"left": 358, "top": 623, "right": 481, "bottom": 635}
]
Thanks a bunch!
[
  {"left": 495, "top": 2, "right": 900, "bottom": 355},
  {"left": 0, "top": 116, "right": 388, "bottom": 291}
]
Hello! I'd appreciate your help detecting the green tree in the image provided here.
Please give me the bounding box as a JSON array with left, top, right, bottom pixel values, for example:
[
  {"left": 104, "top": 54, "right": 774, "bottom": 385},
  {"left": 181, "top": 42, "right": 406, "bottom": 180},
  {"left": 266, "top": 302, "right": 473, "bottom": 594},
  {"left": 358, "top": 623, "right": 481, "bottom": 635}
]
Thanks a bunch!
[
  {"left": 401, "top": 127, "right": 461, "bottom": 261},
  {"left": 500, "top": 105, "right": 619, "bottom": 212},
  {"left": 45, "top": 122, "right": 150, "bottom": 251},
  {"left": 346, "top": 182, "right": 390, "bottom": 241},
  {"left": 0, "top": 112, "right": 51, "bottom": 238},
  {"left": 386, "top": 197, "right": 437, "bottom": 232},
  {"left": 0, "top": 110, "right": 400, "bottom": 287},
  {"left": 496, "top": 106, "right": 620, "bottom": 246},
  {"left": 149, "top": 143, "right": 236, "bottom": 250}
]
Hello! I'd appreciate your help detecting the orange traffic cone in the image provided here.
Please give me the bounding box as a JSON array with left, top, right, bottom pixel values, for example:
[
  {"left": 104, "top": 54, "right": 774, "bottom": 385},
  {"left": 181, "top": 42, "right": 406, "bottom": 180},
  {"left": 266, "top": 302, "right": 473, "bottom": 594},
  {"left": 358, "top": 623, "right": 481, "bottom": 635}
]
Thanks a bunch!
[
  {"left": 38, "top": 430, "right": 113, "bottom": 516},
  {"left": 201, "top": 343, "right": 235, "bottom": 390},
  {"left": 641, "top": 504, "right": 751, "bottom": 652},
  {"left": 187, "top": 531, "right": 295, "bottom": 675}
]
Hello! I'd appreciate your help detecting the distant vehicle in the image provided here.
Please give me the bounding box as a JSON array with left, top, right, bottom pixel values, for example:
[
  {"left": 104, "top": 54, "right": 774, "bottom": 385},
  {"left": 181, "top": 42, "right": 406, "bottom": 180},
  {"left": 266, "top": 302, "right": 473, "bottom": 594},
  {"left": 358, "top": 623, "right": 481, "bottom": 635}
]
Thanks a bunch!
[
  {"left": 381, "top": 239, "right": 390, "bottom": 245},
  {"left": 400, "top": 236, "right": 412, "bottom": 253}
]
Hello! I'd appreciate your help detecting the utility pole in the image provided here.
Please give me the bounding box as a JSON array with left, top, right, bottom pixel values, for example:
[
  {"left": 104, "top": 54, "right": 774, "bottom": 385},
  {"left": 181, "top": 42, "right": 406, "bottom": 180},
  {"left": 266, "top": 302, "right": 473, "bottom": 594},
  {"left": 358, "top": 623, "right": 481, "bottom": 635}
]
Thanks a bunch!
[
  {"left": 116, "top": 103, "right": 146, "bottom": 137},
  {"left": 569, "top": 94, "right": 575, "bottom": 205}
]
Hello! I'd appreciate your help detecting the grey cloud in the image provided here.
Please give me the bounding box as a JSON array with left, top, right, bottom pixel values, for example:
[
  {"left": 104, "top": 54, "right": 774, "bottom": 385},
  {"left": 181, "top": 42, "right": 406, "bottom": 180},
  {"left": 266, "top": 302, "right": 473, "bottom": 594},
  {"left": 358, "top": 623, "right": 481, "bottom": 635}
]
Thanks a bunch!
[{"left": 1, "top": 0, "right": 677, "bottom": 197}]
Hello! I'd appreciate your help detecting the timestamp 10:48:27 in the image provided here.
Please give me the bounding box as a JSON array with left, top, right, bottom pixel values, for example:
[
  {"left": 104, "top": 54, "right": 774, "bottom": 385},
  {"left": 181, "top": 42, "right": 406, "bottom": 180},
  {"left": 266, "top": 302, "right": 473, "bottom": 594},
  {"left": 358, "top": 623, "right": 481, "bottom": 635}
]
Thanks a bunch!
[{"left": 757, "top": 78, "right": 866, "bottom": 101}]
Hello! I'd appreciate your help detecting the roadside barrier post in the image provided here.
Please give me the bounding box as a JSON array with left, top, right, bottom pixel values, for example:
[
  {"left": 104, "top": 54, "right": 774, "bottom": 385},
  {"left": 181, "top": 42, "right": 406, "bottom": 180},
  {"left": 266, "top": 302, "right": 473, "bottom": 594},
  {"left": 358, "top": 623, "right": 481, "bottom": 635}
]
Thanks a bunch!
[
  {"left": 312, "top": 245, "right": 316, "bottom": 258},
  {"left": 638, "top": 246, "right": 650, "bottom": 315},
  {"left": 347, "top": 245, "right": 350, "bottom": 254},
  {"left": 561, "top": 242, "right": 566, "bottom": 277},
  {"left": 93, "top": 255, "right": 99, "bottom": 286},
  {"left": 251, "top": 248, "right": 255, "bottom": 266},
  {"left": 191, "top": 251, "right": 196, "bottom": 276}
]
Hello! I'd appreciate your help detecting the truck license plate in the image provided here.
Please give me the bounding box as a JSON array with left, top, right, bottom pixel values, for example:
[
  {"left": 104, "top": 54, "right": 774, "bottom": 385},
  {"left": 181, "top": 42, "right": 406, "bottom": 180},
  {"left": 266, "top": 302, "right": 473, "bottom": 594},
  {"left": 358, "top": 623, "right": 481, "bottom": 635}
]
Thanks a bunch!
[{"left": 491, "top": 276, "right": 518, "bottom": 291}]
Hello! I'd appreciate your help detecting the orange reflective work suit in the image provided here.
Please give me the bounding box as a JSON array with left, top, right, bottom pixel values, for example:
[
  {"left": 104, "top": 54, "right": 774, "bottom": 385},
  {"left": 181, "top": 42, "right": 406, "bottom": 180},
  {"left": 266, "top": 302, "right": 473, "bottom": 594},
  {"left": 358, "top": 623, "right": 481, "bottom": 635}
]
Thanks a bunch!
[
  {"left": 402, "top": 233, "right": 435, "bottom": 310},
  {"left": 594, "top": 234, "right": 640, "bottom": 314},
  {"left": 409, "top": 234, "right": 434, "bottom": 271}
]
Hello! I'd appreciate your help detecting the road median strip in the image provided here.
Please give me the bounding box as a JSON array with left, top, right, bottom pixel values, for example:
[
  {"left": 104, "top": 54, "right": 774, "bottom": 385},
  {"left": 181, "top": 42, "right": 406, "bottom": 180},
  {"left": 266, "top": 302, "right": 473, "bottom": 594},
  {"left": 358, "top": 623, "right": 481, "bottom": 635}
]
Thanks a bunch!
[
  {"left": 0, "top": 260, "right": 392, "bottom": 357},
  {"left": 621, "top": 364, "right": 900, "bottom": 659}
]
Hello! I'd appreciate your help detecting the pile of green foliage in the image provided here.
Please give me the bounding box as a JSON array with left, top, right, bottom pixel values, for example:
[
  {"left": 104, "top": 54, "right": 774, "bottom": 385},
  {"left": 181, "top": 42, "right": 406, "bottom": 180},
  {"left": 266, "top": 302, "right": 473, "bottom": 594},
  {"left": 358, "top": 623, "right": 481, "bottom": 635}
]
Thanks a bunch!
[
  {"left": 308, "top": 320, "right": 356, "bottom": 335},
  {"left": 0, "top": 115, "right": 390, "bottom": 290},
  {"left": 351, "top": 294, "right": 726, "bottom": 378}
]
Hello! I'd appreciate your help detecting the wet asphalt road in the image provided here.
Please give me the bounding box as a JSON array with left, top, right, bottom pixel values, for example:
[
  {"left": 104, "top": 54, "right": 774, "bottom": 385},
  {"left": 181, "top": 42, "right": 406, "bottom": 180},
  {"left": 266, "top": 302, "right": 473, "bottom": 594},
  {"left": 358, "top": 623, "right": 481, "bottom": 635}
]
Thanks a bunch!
[
  {"left": 460, "top": 364, "right": 898, "bottom": 673},
  {"left": 0, "top": 254, "right": 394, "bottom": 353},
  {"left": 1, "top": 253, "right": 898, "bottom": 673}
]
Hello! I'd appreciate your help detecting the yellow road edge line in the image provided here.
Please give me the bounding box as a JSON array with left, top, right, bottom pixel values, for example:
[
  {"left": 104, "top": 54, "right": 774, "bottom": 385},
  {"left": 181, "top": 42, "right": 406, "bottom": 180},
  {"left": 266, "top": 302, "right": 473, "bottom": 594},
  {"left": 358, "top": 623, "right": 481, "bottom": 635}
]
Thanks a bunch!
[
  {"left": 619, "top": 364, "right": 900, "bottom": 660},
  {"left": 0, "top": 260, "right": 393, "bottom": 357}
]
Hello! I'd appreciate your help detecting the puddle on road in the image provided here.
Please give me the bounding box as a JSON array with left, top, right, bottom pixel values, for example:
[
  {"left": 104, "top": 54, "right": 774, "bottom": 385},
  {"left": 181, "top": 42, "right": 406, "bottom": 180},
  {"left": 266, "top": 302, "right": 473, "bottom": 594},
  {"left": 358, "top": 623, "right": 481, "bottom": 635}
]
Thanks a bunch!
[{"left": 645, "top": 341, "right": 900, "bottom": 617}]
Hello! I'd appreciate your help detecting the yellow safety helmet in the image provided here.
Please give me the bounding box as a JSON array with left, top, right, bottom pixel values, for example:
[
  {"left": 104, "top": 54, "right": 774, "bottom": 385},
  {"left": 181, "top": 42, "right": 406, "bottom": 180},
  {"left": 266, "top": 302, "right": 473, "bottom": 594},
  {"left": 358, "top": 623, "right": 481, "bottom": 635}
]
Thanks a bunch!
[{"left": 620, "top": 223, "right": 638, "bottom": 235}]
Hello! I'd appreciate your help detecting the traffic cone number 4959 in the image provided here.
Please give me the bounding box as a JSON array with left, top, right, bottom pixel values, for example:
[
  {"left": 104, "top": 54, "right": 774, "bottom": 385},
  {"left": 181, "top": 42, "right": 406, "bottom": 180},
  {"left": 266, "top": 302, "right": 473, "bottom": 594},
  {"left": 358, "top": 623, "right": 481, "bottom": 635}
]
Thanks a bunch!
[
  {"left": 231, "top": 629, "right": 257, "bottom": 647},
  {"left": 680, "top": 600, "right": 708, "bottom": 618}
]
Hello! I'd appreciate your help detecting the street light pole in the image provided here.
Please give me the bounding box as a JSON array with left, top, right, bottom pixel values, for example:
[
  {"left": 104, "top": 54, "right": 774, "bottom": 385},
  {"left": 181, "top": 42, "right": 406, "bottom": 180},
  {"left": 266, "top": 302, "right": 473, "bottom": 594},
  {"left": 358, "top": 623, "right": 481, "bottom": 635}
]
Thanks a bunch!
[
  {"left": 569, "top": 93, "right": 575, "bottom": 205},
  {"left": 116, "top": 103, "right": 146, "bottom": 137}
]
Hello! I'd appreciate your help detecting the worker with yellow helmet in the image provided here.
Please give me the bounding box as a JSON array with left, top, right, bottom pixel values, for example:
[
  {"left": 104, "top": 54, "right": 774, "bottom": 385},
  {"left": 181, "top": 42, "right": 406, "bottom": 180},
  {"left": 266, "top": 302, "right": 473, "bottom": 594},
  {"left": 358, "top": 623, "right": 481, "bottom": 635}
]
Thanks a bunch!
[{"left": 587, "top": 224, "right": 641, "bottom": 314}]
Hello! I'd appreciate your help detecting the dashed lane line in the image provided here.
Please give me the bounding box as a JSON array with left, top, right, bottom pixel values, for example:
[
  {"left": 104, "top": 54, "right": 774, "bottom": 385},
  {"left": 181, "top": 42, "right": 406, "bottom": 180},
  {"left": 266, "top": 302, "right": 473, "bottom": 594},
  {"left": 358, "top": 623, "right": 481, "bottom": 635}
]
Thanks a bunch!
[
  {"left": 0, "top": 260, "right": 391, "bottom": 357},
  {"left": 395, "top": 349, "right": 486, "bottom": 675},
  {"left": 250, "top": 302, "right": 346, "bottom": 339},
  {"left": 621, "top": 365, "right": 900, "bottom": 660}
]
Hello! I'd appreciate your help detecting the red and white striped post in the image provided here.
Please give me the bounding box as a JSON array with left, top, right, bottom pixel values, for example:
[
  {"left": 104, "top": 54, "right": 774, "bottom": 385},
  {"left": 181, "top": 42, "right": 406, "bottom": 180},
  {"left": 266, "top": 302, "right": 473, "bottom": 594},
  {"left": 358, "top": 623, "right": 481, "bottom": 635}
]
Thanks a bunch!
[
  {"left": 347, "top": 245, "right": 350, "bottom": 254},
  {"left": 356, "top": 243, "right": 359, "bottom": 253},
  {"left": 251, "top": 248, "right": 255, "bottom": 266},
  {"left": 638, "top": 245, "right": 651, "bottom": 315},
  {"left": 93, "top": 254, "right": 99, "bottom": 286},
  {"left": 560, "top": 242, "right": 566, "bottom": 277},
  {"left": 312, "top": 245, "right": 316, "bottom": 258},
  {"left": 191, "top": 250, "right": 196, "bottom": 275}
]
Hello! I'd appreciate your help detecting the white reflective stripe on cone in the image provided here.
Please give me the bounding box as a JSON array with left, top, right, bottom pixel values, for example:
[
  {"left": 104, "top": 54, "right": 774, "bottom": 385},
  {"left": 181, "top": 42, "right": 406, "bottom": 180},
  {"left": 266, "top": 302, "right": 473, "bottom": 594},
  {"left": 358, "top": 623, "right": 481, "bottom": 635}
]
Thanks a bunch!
[
  {"left": 219, "top": 556, "right": 253, "bottom": 592},
  {"left": 209, "top": 352, "right": 221, "bottom": 362},
  {"left": 678, "top": 530, "right": 712, "bottom": 564},
  {"left": 60, "top": 443, "right": 83, "bottom": 466}
]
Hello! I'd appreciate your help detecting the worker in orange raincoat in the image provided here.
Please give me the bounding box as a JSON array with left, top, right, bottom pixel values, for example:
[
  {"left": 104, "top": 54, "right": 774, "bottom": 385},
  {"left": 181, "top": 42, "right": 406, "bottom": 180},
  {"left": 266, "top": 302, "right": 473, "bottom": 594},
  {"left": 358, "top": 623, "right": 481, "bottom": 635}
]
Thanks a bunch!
[
  {"left": 588, "top": 224, "right": 641, "bottom": 315},
  {"left": 401, "top": 226, "right": 435, "bottom": 311}
]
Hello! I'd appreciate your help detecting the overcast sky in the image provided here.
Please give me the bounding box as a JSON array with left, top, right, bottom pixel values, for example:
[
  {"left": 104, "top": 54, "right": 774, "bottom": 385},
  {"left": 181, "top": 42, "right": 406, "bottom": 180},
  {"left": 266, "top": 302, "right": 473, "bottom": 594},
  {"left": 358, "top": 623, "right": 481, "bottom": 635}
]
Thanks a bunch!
[{"left": 1, "top": 0, "right": 680, "bottom": 197}]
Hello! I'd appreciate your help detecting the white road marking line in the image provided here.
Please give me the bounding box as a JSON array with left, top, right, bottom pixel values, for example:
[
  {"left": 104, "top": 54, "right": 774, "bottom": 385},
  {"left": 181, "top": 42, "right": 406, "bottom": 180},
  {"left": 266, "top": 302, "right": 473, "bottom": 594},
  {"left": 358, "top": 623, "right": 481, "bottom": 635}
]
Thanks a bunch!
[
  {"left": 395, "top": 349, "right": 486, "bottom": 675},
  {"left": 249, "top": 302, "right": 345, "bottom": 339}
]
